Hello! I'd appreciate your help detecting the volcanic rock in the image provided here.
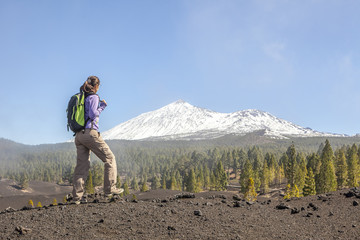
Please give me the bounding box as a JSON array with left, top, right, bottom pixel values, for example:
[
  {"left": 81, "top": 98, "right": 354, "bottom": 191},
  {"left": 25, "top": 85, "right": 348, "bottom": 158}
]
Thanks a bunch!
[
  {"left": 174, "top": 193, "right": 195, "bottom": 199},
  {"left": 291, "top": 208, "right": 300, "bottom": 214},
  {"left": 167, "top": 226, "right": 176, "bottom": 231},
  {"left": 308, "top": 203, "right": 318, "bottom": 211},
  {"left": 233, "top": 195, "right": 242, "bottom": 201},
  {"left": 194, "top": 210, "right": 202, "bottom": 216},
  {"left": 5, "top": 207, "right": 16, "bottom": 213},
  {"left": 15, "top": 226, "right": 31, "bottom": 235},
  {"left": 276, "top": 203, "right": 290, "bottom": 210}
]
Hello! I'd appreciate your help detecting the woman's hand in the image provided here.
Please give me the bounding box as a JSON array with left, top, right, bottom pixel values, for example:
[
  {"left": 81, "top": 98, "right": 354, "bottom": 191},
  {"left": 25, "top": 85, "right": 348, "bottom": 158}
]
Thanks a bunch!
[{"left": 100, "top": 99, "right": 107, "bottom": 105}]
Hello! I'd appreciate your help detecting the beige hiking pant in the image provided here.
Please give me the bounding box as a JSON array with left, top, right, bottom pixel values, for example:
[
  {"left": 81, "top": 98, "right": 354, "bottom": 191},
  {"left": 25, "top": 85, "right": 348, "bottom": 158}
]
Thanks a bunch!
[{"left": 72, "top": 129, "right": 117, "bottom": 200}]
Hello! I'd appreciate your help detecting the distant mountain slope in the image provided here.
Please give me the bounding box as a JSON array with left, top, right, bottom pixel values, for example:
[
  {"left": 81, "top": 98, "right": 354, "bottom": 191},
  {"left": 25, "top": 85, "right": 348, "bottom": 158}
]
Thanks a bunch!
[
  {"left": 0, "top": 138, "right": 29, "bottom": 163},
  {"left": 102, "top": 100, "right": 344, "bottom": 141}
]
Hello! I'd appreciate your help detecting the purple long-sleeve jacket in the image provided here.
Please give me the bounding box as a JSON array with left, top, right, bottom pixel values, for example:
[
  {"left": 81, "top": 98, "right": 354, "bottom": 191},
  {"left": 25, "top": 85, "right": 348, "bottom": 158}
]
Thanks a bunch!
[{"left": 85, "top": 94, "right": 107, "bottom": 131}]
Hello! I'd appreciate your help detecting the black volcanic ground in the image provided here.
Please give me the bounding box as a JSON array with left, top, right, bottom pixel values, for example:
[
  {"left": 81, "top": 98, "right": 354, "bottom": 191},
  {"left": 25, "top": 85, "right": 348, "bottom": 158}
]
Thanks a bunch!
[{"left": 0, "top": 180, "right": 360, "bottom": 239}]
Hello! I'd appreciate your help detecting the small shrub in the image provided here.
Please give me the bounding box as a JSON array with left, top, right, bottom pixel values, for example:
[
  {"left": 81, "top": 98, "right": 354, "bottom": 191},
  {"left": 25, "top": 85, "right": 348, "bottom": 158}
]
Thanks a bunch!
[
  {"left": 132, "top": 194, "right": 137, "bottom": 201},
  {"left": 28, "top": 200, "right": 34, "bottom": 208}
]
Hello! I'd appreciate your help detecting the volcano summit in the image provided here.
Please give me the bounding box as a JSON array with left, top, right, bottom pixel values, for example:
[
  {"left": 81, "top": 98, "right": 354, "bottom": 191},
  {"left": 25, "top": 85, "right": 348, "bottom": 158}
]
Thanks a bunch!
[{"left": 101, "top": 100, "right": 342, "bottom": 141}]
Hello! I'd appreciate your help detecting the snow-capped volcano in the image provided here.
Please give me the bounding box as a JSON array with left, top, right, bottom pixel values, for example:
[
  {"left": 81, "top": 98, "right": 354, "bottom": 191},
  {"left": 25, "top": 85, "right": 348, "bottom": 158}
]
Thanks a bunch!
[{"left": 101, "top": 100, "right": 342, "bottom": 141}]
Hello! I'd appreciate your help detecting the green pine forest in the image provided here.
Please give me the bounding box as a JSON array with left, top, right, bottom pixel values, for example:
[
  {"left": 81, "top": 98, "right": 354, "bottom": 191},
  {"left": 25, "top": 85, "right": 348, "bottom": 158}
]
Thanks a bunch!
[{"left": 1, "top": 135, "right": 360, "bottom": 199}]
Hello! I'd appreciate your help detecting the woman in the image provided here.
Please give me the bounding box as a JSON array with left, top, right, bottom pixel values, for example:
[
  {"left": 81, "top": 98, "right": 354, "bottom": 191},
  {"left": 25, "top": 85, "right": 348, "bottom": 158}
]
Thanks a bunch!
[{"left": 72, "top": 76, "right": 123, "bottom": 203}]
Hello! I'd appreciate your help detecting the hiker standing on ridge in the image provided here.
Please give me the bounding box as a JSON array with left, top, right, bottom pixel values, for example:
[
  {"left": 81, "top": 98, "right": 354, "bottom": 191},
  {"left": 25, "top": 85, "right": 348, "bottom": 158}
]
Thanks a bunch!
[{"left": 72, "top": 76, "right": 123, "bottom": 203}]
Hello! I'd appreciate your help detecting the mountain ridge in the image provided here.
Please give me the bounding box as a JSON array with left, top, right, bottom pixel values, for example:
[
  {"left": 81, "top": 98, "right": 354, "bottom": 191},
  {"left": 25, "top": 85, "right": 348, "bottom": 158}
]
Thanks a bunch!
[{"left": 102, "top": 100, "right": 345, "bottom": 141}]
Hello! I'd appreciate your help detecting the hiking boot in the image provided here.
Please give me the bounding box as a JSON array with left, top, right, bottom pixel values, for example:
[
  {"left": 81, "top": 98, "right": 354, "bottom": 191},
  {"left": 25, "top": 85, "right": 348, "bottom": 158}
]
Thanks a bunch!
[
  {"left": 73, "top": 197, "right": 87, "bottom": 205},
  {"left": 105, "top": 188, "right": 124, "bottom": 198}
]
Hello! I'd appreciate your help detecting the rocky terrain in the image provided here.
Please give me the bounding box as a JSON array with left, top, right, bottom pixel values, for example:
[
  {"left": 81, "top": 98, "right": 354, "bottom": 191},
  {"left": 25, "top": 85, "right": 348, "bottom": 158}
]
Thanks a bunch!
[{"left": 0, "top": 187, "right": 360, "bottom": 240}]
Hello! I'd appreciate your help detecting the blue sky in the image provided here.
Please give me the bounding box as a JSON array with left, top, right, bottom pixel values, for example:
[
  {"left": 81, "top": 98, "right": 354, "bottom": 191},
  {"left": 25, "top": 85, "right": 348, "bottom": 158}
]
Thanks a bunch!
[{"left": 1, "top": 0, "right": 359, "bottom": 145}]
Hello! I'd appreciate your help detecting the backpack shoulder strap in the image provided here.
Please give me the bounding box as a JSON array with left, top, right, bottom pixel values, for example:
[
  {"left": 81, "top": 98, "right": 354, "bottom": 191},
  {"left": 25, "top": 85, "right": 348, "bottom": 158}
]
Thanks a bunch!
[{"left": 83, "top": 93, "right": 100, "bottom": 129}]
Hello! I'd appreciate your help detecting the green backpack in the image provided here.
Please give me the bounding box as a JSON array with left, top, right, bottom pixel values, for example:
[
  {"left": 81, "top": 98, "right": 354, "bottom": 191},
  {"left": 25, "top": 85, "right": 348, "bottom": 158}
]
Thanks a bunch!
[{"left": 66, "top": 92, "right": 86, "bottom": 134}]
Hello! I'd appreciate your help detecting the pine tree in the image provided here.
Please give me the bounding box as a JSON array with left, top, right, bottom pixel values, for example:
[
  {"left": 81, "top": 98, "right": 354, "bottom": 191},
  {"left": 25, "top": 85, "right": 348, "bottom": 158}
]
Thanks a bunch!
[
  {"left": 317, "top": 140, "right": 337, "bottom": 194},
  {"left": 123, "top": 181, "right": 130, "bottom": 196},
  {"left": 303, "top": 169, "right": 316, "bottom": 196},
  {"left": 44, "top": 170, "right": 51, "bottom": 182},
  {"left": 220, "top": 152, "right": 227, "bottom": 172},
  {"left": 19, "top": 172, "right": 29, "bottom": 190},
  {"left": 260, "top": 160, "right": 270, "bottom": 194},
  {"left": 140, "top": 175, "right": 148, "bottom": 192},
  {"left": 275, "top": 164, "right": 285, "bottom": 185},
  {"left": 85, "top": 170, "right": 95, "bottom": 194},
  {"left": 335, "top": 149, "right": 348, "bottom": 189},
  {"left": 175, "top": 171, "right": 183, "bottom": 191},
  {"left": 253, "top": 171, "right": 261, "bottom": 191},
  {"left": 286, "top": 144, "right": 296, "bottom": 187},
  {"left": 238, "top": 149, "right": 248, "bottom": 170},
  {"left": 92, "top": 163, "right": 104, "bottom": 187},
  {"left": 170, "top": 174, "right": 177, "bottom": 190},
  {"left": 210, "top": 148, "right": 221, "bottom": 162},
  {"left": 131, "top": 176, "right": 139, "bottom": 191},
  {"left": 196, "top": 166, "right": 204, "bottom": 191},
  {"left": 186, "top": 168, "right": 198, "bottom": 193},
  {"left": 248, "top": 147, "right": 263, "bottom": 191},
  {"left": 209, "top": 171, "right": 216, "bottom": 190},
  {"left": 307, "top": 153, "right": 321, "bottom": 174},
  {"left": 116, "top": 175, "right": 122, "bottom": 189},
  {"left": 227, "top": 151, "right": 233, "bottom": 173},
  {"left": 284, "top": 184, "right": 292, "bottom": 200},
  {"left": 214, "top": 161, "right": 228, "bottom": 191},
  {"left": 248, "top": 146, "right": 263, "bottom": 172},
  {"left": 161, "top": 174, "right": 167, "bottom": 189},
  {"left": 203, "top": 166, "right": 210, "bottom": 190},
  {"left": 279, "top": 153, "right": 288, "bottom": 178},
  {"left": 141, "top": 181, "right": 148, "bottom": 192},
  {"left": 244, "top": 177, "right": 257, "bottom": 202},
  {"left": 232, "top": 149, "right": 239, "bottom": 179},
  {"left": 291, "top": 184, "right": 300, "bottom": 198},
  {"left": 347, "top": 144, "right": 359, "bottom": 187},
  {"left": 265, "top": 153, "right": 277, "bottom": 185},
  {"left": 151, "top": 175, "right": 161, "bottom": 190},
  {"left": 240, "top": 159, "right": 254, "bottom": 193},
  {"left": 294, "top": 153, "right": 307, "bottom": 192},
  {"left": 317, "top": 142, "right": 325, "bottom": 156}
]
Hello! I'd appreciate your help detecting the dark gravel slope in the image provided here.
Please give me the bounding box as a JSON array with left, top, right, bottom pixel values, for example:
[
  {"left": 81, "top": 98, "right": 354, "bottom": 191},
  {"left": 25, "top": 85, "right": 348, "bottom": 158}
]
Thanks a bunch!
[{"left": 0, "top": 189, "right": 360, "bottom": 240}]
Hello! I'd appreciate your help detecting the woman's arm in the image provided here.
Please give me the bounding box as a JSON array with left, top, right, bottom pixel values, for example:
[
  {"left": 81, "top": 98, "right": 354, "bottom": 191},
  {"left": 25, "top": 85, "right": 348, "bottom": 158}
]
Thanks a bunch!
[{"left": 88, "top": 95, "right": 106, "bottom": 121}]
